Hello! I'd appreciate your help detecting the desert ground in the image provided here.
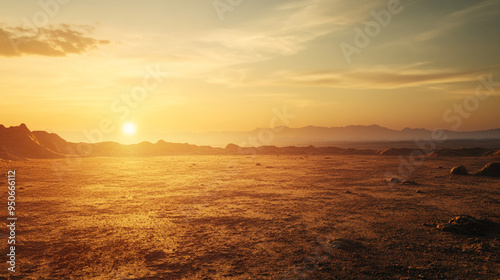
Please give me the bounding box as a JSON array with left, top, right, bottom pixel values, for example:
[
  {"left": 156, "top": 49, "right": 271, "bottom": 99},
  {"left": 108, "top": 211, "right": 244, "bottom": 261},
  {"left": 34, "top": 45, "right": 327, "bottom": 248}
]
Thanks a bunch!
[{"left": 0, "top": 155, "right": 499, "bottom": 279}]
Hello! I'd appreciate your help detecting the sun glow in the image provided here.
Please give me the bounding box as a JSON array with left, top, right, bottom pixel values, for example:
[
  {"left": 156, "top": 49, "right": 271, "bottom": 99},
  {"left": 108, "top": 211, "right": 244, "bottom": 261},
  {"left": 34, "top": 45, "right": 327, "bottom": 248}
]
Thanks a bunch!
[{"left": 122, "top": 122, "right": 136, "bottom": 135}]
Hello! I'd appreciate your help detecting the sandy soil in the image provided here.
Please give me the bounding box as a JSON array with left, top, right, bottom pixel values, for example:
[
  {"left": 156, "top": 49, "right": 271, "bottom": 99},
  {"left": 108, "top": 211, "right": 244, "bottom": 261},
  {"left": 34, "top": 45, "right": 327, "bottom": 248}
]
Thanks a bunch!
[{"left": 0, "top": 155, "right": 499, "bottom": 279}]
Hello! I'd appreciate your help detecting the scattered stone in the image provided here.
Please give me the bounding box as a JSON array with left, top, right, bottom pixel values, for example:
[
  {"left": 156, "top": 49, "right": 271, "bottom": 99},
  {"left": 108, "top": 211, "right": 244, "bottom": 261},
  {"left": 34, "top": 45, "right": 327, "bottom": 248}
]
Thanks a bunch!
[
  {"left": 389, "top": 178, "right": 401, "bottom": 183},
  {"left": 462, "top": 242, "right": 492, "bottom": 252},
  {"left": 402, "top": 180, "right": 419, "bottom": 185},
  {"left": 475, "top": 162, "right": 500, "bottom": 177},
  {"left": 437, "top": 215, "right": 500, "bottom": 237},
  {"left": 450, "top": 165, "right": 468, "bottom": 175}
]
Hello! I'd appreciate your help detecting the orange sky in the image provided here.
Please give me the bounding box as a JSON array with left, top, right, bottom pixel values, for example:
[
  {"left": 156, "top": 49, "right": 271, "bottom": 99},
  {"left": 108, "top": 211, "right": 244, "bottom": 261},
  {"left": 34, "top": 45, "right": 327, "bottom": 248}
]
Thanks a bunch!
[{"left": 1, "top": 0, "right": 500, "bottom": 144}]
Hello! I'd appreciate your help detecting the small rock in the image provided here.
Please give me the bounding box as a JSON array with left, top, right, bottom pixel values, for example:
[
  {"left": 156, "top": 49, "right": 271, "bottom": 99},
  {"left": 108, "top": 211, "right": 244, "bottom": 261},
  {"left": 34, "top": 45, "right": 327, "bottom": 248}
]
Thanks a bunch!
[
  {"left": 256, "top": 163, "right": 261, "bottom": 166},
  {"left": 389, "top": 178, "right": 401, "bottom": 183},
  {"left": 462, "top": 242, "right": 491, "bottom": 252},
  {"left": 416, "top": 190, "right": 424, "bottom": 194},
  {"left": 437, "top": 215, "right": 500, "bottom": 236},
  {"left": 402, "top": 180, "right": 419, "bottom": 185},
  {"left": 450, "top": 165, "right": 468, "bottom": 175},
  {"left": 344, "top": 190, "right": 352, "bottom": 194}
]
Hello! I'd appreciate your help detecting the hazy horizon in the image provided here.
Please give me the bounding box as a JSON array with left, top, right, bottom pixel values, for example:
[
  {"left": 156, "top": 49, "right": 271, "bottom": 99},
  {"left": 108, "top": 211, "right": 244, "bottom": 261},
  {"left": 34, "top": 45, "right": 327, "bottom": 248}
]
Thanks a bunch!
[{"left": 2, "top": 122, "right": 500, "bottom": 148}]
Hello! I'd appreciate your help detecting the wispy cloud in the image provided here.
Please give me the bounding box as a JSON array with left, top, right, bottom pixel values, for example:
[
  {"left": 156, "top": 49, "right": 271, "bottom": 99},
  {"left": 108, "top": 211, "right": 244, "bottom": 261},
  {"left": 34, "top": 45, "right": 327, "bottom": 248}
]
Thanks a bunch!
[
  {"left": 215, "top": 66, "right": 495, "bottom": 90},
  {"left": 162, "top": 0, "right": 384, "bottom": 67},
  {"left": 0, "top": 23, "right": 110, "bottom": 57},
  {"left": 400, "top": 0, "right": 500, "bottom": 44},
  {"left": 269, "top": 67, "right": 492, "bottom": 89}
]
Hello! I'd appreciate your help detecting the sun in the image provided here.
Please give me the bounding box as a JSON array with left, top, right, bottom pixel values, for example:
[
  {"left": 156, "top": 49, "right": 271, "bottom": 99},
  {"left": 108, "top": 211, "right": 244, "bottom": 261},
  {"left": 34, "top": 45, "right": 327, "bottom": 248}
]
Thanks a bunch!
[{"left": 122, "top": 122, "right": 136, "bottom": 135}]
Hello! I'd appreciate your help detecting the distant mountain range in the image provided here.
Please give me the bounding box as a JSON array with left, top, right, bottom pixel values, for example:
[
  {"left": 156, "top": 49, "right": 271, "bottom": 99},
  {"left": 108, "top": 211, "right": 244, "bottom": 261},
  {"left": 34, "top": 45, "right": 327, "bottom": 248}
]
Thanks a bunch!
[
  {"left": 163, "top": 125, "right": 500, "bottom": 147},
  {"left": 0, "top": 124, "right": 499, "bottom": 160}
]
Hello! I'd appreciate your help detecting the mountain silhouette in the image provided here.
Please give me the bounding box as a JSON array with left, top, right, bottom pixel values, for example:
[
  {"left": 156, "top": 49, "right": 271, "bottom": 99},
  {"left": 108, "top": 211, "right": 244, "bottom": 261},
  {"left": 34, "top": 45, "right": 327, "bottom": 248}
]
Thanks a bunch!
[
  {"left": 0, "top": 124, "right": 64, "bottom": 159},
  {"left": 0, "top": 124, "right": 499, "bottom": 160},
  {"left": 159, "top": 125, "right": 500, "bottom": 147}
]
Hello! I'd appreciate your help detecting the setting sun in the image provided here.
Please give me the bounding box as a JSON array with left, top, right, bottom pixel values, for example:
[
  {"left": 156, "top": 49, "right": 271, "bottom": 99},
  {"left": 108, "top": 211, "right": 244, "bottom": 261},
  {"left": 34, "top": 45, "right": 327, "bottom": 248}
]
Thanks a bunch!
[{"left": 122, "top": 122, "right": 136, "bottom": 135}]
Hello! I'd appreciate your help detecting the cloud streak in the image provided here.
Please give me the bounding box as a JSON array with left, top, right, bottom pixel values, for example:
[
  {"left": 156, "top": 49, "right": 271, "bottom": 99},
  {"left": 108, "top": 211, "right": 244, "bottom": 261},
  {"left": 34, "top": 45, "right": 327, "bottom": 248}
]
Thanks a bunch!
[
  {"left": 215, "top": 67, "right": 496, "bottom": 90},
  {"left": 176, "top": 0, "right": 384, "bottom": 67},
  {"left": 274, "top": 68, "right": 495, "bottom": 89},
  {"left": 0, "top": 23, "right": 110, "bottom": 57}
]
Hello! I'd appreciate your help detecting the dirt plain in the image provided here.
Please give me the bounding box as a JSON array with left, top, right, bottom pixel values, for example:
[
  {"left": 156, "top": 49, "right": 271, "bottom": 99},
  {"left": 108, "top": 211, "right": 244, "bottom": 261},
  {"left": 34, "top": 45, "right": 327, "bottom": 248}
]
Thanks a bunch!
[{"left": 0, "top": 155, "right": 499, "bottom": 279}]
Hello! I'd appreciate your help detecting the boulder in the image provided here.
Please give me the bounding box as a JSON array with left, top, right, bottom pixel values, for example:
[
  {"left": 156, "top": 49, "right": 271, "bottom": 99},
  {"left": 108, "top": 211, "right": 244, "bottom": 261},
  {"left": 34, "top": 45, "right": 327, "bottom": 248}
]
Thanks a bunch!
[
  {"left": 388, "top": 177, "right": 401, "bottom": 183},
  {"left": 450, "top": 165, "right": 468, "bottom": 175},
  {"left": 475, "top": 162, "right": 500, "bottom": 177},
  {"left": 437, "top": 215, "right": 499, "bottom": 237}
]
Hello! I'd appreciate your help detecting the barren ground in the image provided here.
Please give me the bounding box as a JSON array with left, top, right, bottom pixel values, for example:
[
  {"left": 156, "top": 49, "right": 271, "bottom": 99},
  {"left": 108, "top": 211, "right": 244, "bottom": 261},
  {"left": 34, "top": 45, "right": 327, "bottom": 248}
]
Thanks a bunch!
[{"left": 0, "top": 155, "right": 499, "bottom": 279}]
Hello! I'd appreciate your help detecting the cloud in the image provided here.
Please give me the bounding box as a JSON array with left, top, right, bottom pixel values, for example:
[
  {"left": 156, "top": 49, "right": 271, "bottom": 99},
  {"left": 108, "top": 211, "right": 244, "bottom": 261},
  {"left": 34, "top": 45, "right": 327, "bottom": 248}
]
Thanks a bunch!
[
  {"left": 176, "top": 0, "right": 387, "bottom": 83},
  {"left": 273, "top": 68, "right": 493, "bottom": 89},
  {"left": 106, "top": 0, "right": 392, "bottom": 82},
  {"left": 188, "top": 1, "right": 384, "bottom": 64},
  {"left": 277, "top": 0, "right": 383, "bottom": 27},
  {"left": 0, "top": 23, "right": 110, "bottom": 57},
  {"left": 221, "top": 66, "right": 496, "bottom": 90},
  {"left": 402, "top": 0, "right": 500, "bottom": 44}
]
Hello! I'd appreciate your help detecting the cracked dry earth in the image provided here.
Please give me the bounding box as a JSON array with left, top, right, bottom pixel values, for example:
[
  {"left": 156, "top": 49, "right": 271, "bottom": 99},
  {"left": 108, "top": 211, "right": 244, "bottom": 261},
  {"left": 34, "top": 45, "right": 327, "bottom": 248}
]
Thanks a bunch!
[{"left": 0, "top": 155, "right": 499, "bottom": 279}]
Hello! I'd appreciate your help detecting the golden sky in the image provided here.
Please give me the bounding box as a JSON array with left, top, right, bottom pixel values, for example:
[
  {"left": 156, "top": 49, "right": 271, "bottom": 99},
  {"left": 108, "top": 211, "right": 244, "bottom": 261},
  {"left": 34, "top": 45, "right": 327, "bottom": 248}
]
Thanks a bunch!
[{"left": 1, "top": 0, "right": 500, "bottom": 143}]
